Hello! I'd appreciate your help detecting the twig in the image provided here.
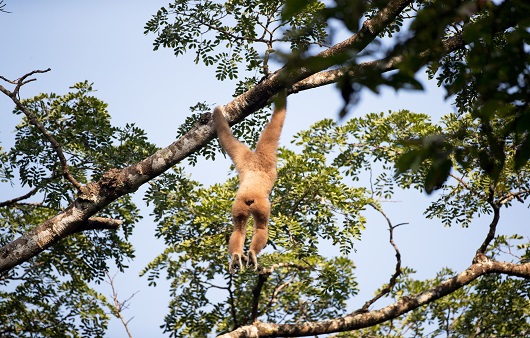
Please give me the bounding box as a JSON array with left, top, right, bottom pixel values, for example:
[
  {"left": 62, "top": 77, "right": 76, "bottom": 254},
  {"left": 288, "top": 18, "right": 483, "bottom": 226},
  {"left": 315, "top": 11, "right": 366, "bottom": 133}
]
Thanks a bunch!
[
  {"left": 0, "top": 174, "right": 61, "bottom": 207},
  {"left": 265, "top": 276, "right": 293, "bottom": 311},
  {"left": 0, "top": 186, "right": 41, "bottom": 207},
  {"left": 449, "top": 173, "right": 485, "bottom": 199},
  {"left": 0, "top": 0, "right": 10, "bottom": 13},
  {"left": 105, "top": 271, "right": 137, "bottom": 338},
  {"left": 0, "top": 69, "right": 84, "bottom": 191},
  {"left": 498, "top": 189, "right": 529, "bottom": 205}
]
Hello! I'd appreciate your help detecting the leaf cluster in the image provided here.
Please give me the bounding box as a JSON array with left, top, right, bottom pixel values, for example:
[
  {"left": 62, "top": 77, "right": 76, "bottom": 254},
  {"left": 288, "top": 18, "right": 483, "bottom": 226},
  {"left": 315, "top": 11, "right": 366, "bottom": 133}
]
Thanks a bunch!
[
  {"left": 144, "top": 0, "right": 328, "bottom": 80},
  {"left": 399, "top": 0, "right": 530, "bottom": 186},
  {"left": 144, "top": 103, "right": 530, "bottom": 335}
]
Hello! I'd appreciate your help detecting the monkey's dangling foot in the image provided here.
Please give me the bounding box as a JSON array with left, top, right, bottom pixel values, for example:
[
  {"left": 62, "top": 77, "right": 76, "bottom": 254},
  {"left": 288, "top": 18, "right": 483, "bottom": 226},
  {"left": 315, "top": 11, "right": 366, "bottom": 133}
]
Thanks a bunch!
[
  {"left": 247, "top": 251, "right": 258, "bottom": 271},
  {"left": 229, "top": 253, "right": 246, "bottom": 274}
]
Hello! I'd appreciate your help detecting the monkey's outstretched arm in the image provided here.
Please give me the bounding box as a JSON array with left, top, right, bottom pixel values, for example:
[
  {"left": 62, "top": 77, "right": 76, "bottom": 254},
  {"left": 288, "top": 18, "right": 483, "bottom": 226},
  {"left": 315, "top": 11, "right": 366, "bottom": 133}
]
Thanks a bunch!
[{"left": 213, "top": 106, "right": 251, "bottom": 164}]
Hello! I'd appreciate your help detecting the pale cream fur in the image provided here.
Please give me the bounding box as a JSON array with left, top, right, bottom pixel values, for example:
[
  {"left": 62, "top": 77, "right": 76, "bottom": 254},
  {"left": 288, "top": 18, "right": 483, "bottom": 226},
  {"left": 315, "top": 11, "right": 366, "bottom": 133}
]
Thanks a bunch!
[{"left": 213, "top": 93, "right": 286, "bottom": 273}]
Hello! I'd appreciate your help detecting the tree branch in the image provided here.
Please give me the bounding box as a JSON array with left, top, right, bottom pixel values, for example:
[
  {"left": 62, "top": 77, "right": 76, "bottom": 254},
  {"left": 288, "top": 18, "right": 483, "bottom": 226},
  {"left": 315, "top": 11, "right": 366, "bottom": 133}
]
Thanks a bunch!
[
  {"left": 78, "top": 217, "right": 123, "bottom": 232},
  {"left": 228, "top": 274, "right": 240, "bottom": 329},
  {"left": 0, "top": 69, "right": 84, "bottom": 191},
  {"left": 0, "top": 186, "right": 41, "bottom": 208},
  {"left": 251, "top": 270, "right": 271, "bottom": 323},
  {"left": 498, "top": 189, "right": 529, "bottom": 205},
  {"left": 0, "top": 0, "right": 10, "bottom": 13},
  {"left": 475, "top": 187, "right": 500, "bottom": 260},
  {"left": 291, "top": 30, "right": 464, "bottom": 94},
  {"left": 0, "top": 174, "right": 61, "bottom": 208},
  {"left": 218, "top": 260, "right": 530, "bottom": 338},
  {"left": 249, "top": 263, "right": 308, "bottom": 323}
]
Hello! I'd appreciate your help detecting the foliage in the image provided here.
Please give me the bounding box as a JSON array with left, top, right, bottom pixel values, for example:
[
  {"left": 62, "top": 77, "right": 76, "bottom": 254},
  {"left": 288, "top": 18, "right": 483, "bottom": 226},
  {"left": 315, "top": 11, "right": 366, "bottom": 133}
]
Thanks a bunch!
[
  {"left": 146, "top": 0, "right": 530, "bottom": 191},
  {"left": 0, "top": 82, "right": 157, "bottom": 335},
  {"left": 399, "top": 0, "right": 530, "bottom": 187},
  {"left": 144, "top": 0, "right": 329, "bottom": 162},
  {"left": 144, "top": 106, "right": 530, "bottom": 336},
  {"left": 144, "top": 0, "right": 328, "bottom": 78}
]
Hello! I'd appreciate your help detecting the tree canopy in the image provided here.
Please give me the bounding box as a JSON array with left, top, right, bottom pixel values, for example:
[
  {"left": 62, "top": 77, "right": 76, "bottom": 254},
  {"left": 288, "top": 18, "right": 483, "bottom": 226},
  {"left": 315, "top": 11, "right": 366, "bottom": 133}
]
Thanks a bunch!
[{"left": 1, "top": 0, "right": 530, "bottom": 337}]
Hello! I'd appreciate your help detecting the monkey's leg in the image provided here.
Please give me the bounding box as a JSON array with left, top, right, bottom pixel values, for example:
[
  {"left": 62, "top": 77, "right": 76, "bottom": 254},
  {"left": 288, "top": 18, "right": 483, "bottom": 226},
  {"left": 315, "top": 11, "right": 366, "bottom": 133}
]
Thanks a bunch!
[
  {"left": 248, "top": 198, "right": 271, "bottom": 271},
  {"left": 228, "top": 199, "right": 250, "bottom": 274}
]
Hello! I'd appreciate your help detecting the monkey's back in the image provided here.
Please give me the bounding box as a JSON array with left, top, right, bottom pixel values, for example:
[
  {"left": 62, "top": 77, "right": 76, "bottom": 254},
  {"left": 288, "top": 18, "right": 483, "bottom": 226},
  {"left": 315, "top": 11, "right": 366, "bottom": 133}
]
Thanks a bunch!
[{"left": 235, "top": 157, "right": 277, "bottom": 202}]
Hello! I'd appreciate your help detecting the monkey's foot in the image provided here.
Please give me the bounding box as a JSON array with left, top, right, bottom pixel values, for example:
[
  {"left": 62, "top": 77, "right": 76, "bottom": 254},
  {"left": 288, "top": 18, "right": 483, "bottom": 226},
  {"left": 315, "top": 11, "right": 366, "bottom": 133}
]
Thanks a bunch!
[
  {"left": 229, "top": 253, "right": 246, "bottom": 274},
  {"left": 247, "top": 251, "right": 258, "bottom": 271}
]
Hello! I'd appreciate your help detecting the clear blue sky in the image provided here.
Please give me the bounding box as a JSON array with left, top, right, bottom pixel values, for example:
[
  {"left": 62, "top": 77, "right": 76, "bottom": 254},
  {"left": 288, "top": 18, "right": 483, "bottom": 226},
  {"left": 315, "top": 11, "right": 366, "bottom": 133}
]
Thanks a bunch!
[{"left": 1, "top": 2, "right": 528, "bottom": 337}]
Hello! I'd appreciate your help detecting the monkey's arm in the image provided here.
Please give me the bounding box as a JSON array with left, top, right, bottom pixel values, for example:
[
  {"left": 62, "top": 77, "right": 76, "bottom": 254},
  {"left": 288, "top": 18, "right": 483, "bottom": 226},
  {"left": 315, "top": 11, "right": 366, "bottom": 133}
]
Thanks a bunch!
[
  {"left": 255, "top": 92, "right": 287, "bottom": 153},
  {"left": 213, "top": 106, "right": 251, "bottom": 163}
]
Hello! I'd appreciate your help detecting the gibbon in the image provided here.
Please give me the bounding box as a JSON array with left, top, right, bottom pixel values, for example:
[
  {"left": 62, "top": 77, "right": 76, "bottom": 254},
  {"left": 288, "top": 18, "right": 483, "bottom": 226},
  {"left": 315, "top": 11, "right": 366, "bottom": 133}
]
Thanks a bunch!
[{"left": 213, "top": 92, "right": 286, "bottom": 273}]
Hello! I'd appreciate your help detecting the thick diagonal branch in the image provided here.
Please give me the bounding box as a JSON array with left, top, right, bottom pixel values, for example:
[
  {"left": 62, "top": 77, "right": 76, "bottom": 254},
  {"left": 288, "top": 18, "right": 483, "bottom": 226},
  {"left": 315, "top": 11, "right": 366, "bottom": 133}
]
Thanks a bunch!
[{"left": 0, "top": 0, "right": 412, "bottom": 273}]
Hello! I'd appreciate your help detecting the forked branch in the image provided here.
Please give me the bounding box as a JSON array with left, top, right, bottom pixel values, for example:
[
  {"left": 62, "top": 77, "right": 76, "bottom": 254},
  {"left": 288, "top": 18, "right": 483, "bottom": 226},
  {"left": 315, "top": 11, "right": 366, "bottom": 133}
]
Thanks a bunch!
[
  {"left": 0, "top": 69, "right": 84, "bottom": 191},
  {"left": 105, "top": 271, "right": 136, "bottom": 338},
  {"left": 0, "top": 0, "right": 10, "bottom": 13},
  {"left": 354, "top": 203, "right": 404, "bottom": 313},
  {"left": 250, "top": 263, "right": 308, "bottom": 323}
]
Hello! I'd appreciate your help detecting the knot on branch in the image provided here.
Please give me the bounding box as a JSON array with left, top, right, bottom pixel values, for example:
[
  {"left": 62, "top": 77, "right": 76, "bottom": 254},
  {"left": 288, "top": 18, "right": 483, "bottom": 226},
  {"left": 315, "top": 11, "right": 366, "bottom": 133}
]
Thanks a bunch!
[
  {"left": 473, "top": 252, "right": 490, "bottom": 264},
  {"left": 98, "top": 168, "right": 130, "bottom": 196}
]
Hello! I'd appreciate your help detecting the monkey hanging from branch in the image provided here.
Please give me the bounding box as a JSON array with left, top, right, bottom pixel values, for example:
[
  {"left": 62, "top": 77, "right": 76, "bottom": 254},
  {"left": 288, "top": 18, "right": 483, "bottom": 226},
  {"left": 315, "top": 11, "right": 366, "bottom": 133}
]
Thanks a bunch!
[{"left": 213, "top": 92, "right": 287, "bottom": 273}]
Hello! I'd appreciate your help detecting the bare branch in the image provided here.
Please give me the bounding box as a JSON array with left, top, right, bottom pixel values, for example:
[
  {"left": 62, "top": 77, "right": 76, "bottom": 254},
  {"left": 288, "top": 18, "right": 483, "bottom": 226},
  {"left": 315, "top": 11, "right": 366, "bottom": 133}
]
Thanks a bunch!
[
  {"left": 265, "top": 276, "right": 293, "bottom": 312},
  {"left": 0, "top": 1, "right": 10, "bottom": 13},
  {"left": 0, "top": 69, "right": 83, "bottom": 191},
  {"left": 449, "top": 173, "right": 486, "bottom": 200},
  {"left": 227, "top": 274, "right": 240, "bottom": 329},
  {"left": 0, "top": 174, "right": 61, "bottom": 207},
  {"left": 475, "top": 187, "right": 500, "bottom": 260},
  {"left": 498, "top": 189, "right": 530, "bottom": 205},
  {"left": 251, "top": 263, "right": 309, "bottom": 323},
  {"left": 355, "top": 203, "right": 404, "bottom": 313},
  {"left": 105, "top": 271, "right": 136, "bottom": 338},
  {"left": 0, "top": 186, "right": 41, "bottom": 208},
  {"left": 251, "top": 272, "right": 270, "bottom": 323}
]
